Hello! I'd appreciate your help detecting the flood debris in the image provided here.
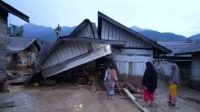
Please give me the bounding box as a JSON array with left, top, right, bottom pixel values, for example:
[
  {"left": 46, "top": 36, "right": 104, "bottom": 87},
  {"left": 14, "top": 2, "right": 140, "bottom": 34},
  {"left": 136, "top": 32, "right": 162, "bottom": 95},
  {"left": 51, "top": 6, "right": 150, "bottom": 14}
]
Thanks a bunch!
[
  {"left": 125, "top": 82, "right": 142, "bottom": 94},
  {"left": 182, "top": 97, "right": 200, "bottom": 105},
  {"left": 0, "top": 101, "right": 15, "bottom": 108},
  {"left": 123, "top": 88, "right": 149, "bottom": 112},
  {"left": 7, "top": 76, "right": 29, "bottom": 85}
]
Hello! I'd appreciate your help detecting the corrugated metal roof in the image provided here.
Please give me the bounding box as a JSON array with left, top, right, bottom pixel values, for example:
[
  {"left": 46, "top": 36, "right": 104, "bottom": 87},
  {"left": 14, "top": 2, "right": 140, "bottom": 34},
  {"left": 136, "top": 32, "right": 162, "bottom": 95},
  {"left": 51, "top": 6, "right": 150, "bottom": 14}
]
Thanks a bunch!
[
  {"left": 176, "top": 43, "right": 200, "bottom": 54},
  {"left": 7, "top": 37, "right": 37, "bottom": 53},
  {"left": 158, "top": 41, "right": 200, "bottom": 55},
  {"left": 98, "top": 11, "right": 171, "bottom": 54}
]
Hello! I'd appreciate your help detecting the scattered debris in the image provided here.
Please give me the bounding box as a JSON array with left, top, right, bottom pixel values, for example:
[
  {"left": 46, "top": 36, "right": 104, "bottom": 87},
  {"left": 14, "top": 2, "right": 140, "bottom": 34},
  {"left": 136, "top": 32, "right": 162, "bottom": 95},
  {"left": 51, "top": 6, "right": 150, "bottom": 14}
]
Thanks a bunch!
[
  {"left": 39, "top": 80, "right": 56, "bottom": 86},
  {"left": 125, "top": 82, "right": 142, "bottom": 94},
  {"left": 116, "top": 81, "right": 123, "bottom": 96},
  {"left": 123, "top": 88, "right": 149, "bottom": 112},
  {"left": 0, "top": 101, "right": 15, "bottom": 108},
  {"left": 7, "top": 76, "right": 29, "bottom": 85}
]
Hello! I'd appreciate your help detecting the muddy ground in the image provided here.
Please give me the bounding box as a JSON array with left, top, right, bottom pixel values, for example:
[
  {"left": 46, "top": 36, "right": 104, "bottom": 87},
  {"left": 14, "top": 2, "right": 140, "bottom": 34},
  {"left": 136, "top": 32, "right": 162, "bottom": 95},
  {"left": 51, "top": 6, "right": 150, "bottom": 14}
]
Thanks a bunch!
[
  {"left": 0, "top": 84, "right": 140, "bottom": 112},
  {"left": 136, "top": 79, "right": 200, "bottom": 112},
  {"left": 1, "top": 78, "right": 200, "bottom": 112}
]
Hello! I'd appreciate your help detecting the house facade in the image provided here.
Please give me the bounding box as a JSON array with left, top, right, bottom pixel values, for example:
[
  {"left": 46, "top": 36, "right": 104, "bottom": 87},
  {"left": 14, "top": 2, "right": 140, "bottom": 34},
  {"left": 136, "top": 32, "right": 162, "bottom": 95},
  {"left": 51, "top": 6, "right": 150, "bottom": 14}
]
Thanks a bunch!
[
  {"left": 97, "top": 12, "right": 170, "bottom": 85},
  {"left": 175, "top": 43, "right": 200, "bottom": 89},
  {"left": 7, "top": 37, "right": 40, "bottom": 77}
]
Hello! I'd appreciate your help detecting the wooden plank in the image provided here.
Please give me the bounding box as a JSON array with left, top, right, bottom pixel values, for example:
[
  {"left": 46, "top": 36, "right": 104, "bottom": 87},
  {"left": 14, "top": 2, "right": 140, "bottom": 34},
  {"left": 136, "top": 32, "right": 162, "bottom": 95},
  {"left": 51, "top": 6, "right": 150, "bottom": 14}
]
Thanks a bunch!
[
  {"left": 123, "top": 88, "right": 149, "bottom": 112},
  {"left": 54, "top": 45, "right": 63, "bottom": 63},
  {"left": 102, "top": 20, "right": 106, "bottom": 39},
  {"left": 78, "top": 43, "right": 85, "bottom": 55},
  {"left": 59, "top": 43, "right": 68, "bottom": 61},
  {"left": 87, "top": 24, "right": 93, "bottom": 38},
  {"left": 0, "top": 50, "right": 6, "bottom": 71},
  {"left": 63, "top": 42, "right": 74, "bottom": 59},
  {"left": 116, "top": 81, "right": 123, "bottom": 96},
  {"left": 125, "top": 82, "right": 142, "bottom": 94},
  {"left": 104, "top": 20, "right": 109, "bottom": 40},
  {"left": 91, "top": 23, "right": 98, "bottom": 39}
]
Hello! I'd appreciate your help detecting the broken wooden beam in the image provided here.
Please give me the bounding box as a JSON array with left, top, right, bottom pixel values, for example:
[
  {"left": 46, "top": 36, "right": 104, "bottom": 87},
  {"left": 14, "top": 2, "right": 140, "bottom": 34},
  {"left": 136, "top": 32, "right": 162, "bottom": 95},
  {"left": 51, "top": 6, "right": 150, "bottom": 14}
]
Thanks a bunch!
[
  {"left": 125, "top": 82, "right": 142, "bottom": 94},
  {"left": 116, "top": 81, "right": 123, "bottom": 96},
  {"left": 123, "top": 88, "right": 149, "bottom": 112}
]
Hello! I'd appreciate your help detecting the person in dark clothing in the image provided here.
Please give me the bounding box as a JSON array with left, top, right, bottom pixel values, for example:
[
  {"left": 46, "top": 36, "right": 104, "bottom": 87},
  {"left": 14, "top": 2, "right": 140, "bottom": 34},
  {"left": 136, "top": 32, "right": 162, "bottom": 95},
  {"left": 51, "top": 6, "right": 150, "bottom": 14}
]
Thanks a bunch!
[{"left": 142, "top": 62, "right": 158, "bottom": 107}]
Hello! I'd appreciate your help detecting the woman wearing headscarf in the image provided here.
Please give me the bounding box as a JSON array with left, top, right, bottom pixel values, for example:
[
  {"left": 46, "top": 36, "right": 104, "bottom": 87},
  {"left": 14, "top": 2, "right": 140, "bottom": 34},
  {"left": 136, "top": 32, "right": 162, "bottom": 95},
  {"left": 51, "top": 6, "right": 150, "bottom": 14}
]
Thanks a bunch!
[
  {"left": 168, "top": 63, "right": 180, "bottom": 106},
  {"left": 104, "top": 64, "right": 118, "bottom": 99},
  {"left": 142, "top": 62, "right": 157, "bottom": 107}
]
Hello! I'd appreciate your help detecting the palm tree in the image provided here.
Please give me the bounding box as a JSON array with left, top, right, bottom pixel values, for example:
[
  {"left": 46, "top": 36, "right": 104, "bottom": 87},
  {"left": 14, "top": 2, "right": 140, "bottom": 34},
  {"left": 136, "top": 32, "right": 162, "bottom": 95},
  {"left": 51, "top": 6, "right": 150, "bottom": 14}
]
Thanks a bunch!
[{"left": 55, "top": 24, "right": 61, "bottom": 40}]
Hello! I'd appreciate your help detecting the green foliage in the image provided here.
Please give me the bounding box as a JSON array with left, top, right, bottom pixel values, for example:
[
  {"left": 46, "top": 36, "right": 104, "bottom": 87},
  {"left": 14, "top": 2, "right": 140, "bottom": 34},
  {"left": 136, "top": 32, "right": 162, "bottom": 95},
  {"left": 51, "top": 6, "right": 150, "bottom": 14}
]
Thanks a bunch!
[
  {"left": 55, "top": 24, "right": 61, "bottom": 39},
  {"left": 8, "top": 24, "right": 24, "bottom": 37}
]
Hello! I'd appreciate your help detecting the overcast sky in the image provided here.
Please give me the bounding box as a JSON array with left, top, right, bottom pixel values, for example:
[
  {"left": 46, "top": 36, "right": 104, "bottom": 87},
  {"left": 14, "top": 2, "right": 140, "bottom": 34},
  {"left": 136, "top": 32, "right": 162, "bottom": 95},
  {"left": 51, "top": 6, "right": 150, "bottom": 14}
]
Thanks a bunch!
[{"left": 4, "top": 0, "right": 200, "bottom": 37}]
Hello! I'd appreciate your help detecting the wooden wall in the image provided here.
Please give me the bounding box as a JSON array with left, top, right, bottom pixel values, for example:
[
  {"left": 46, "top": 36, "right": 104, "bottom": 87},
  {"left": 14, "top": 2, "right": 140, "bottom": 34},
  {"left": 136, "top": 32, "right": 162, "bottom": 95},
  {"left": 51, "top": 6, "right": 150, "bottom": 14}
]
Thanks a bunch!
[
  {"left": 191, "top": 53, "right": 200, "bottom": 81},
  {"left": 74, "top": 23, "right": 98, "bottom": 39},
  {"left": 101, "top": 20, "right": 151, "bottom": 48},
  {"left": 100, "top": 19, "right": 154, "bottom": 76},
  {"left": 0, "top": 13, "right": 7, "bottom": 81},
  {"left": 113, "top": 49, "right": 153, "bottom": 76}
]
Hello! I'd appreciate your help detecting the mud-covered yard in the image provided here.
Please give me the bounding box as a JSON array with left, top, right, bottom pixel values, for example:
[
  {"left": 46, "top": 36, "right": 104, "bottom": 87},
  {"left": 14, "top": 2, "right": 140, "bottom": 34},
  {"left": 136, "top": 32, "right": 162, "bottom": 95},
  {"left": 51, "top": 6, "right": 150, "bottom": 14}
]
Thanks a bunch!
[
  {"left": 0, "top": 84, "right": 140, "bottom": 112},
  {"left": 1, "top": 78, "right": 200, "bottom": 112},
  {"left": 137, "top": 79, "right": 200, "bottom": 112}
]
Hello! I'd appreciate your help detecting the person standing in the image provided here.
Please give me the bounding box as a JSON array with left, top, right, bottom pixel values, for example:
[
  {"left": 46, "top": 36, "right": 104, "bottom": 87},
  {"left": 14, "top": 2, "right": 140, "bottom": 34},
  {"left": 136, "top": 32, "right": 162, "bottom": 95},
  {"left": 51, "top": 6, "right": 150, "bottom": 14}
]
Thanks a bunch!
[
  {"left": 142, "top": 62, "right": 158, "bottom": 107},
  {"left": 104, "top": 64, "right": 118, "bottom": 99},
  {"left": 168, "top": 63, "right": 180, "bottom": 106}
]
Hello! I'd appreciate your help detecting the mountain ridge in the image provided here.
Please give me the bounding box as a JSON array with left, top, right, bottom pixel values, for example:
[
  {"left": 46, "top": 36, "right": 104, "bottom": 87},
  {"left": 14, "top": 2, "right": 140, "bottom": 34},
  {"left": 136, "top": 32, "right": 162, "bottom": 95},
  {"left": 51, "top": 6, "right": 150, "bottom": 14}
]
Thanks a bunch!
[{"left": 21, "top": 23, "right": 200, "bottom": 43}]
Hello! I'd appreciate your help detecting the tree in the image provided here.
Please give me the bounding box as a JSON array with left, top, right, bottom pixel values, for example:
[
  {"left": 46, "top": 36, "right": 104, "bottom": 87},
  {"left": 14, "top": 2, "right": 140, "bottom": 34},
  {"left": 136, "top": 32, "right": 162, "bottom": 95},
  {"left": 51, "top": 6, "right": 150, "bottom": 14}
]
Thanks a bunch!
[
  {"left": 8, "top": 24, "right": 24, "bottom": 37},
  {"left": 55, "top": 24, "right": 61, "bottom": 39}
]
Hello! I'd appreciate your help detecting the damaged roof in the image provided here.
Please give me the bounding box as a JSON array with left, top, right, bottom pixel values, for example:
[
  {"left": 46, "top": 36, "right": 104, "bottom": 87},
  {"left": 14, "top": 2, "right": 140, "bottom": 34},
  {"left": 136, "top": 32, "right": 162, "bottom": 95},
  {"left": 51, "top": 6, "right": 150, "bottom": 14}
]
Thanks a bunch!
[
  {"left": 7, "top": 37, "right": 39, "bottom": 54},
  {"left": 98, "top": 11, "right": 171, "bottom": 54},
  {"left": 61, "top": 19, "right": 126, "bottom": 46},
  {"left": 26, "top": 12, "right": 172, "bottom": 83},
  {"left": 26, "top": 19, "right": 112, "bottom": 83},
  {"left": 0, "top": 0, "right": 29, "bottom": 22}
]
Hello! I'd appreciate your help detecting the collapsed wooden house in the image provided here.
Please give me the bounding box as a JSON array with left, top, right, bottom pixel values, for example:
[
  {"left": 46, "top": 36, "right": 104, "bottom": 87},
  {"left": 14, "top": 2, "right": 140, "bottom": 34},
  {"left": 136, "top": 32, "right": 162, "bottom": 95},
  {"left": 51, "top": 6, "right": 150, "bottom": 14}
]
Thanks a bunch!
[
  {"left": 7, "top": 37, "right": 40, "bottom": 77},
  {"left": 27, "top": 19, "right": 114, "bottom": 83},
  {"left": 27, "top": 12, "right": 170, "bottom": 87},
  {"left": 0, "top": 1, "right": 29, "bottom": 91}
]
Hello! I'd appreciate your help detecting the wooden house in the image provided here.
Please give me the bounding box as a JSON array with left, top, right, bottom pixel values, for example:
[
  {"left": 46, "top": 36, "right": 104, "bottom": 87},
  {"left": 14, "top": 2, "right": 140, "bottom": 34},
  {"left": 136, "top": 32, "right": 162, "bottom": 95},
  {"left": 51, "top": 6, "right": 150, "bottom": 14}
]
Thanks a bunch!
[
  {"left": 0, "top": 1, "right": 29, "bottom": 91},
  {"left": 175, "top": 42, "right": 200, "bottom": 89},
  {"left": 157, "top": 41, "right": 194, "bottom": 82},
  {"left": 97, "top": 12, "right": 170, "bottom": 86},
  {"left": 7, "top": 37, "right": 40, "bottom": 76}
]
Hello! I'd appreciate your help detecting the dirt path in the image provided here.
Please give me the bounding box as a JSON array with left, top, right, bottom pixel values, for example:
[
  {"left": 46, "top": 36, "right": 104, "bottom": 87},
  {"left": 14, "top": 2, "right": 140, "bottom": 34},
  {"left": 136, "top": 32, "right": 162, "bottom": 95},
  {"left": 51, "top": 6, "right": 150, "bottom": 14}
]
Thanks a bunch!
[{"left": 0, "top": 85, "right": 140, "bottom": 112}]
